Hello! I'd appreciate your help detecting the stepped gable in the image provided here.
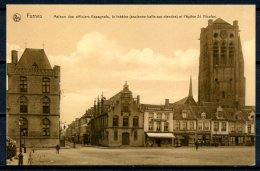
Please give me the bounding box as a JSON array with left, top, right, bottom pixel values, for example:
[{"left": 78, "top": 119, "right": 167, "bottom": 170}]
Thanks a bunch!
[{"left": 16, "top": 48, "right": 52, "bottom": 69}]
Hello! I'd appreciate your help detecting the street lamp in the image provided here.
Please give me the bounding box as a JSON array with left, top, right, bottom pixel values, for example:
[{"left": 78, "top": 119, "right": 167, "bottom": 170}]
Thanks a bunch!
[
  {"left": 18, "top": 117, "right": 23, "bottom": 166},
  {"left": 23, "top": 130, "right": 26, "bottom": 153}
]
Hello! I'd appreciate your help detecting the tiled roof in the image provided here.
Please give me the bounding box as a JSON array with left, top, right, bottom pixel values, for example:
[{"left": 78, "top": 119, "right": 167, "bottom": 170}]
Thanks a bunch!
[{"left": 16, "top": 48, "right": 52, "bottom": 69}]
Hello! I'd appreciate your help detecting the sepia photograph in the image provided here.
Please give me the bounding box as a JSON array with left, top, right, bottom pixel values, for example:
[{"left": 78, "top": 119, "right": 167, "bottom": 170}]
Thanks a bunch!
[{"left": 6, "top": 5, "right": 255, "bottom": 166}]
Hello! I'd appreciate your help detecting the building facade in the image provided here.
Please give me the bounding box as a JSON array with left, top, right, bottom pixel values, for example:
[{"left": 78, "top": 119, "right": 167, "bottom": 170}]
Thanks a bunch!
[
  {"left": 89, "top": 82, "right": 144, "bottom": 147},
  {"left": 7, "top": 48, "right": 60, "bottom": 147},
  {"left": 143, "top": 101, "right": 174, "bottom": 147},
  {"left": 198, "top": 19, "right": 245, "bottom": 107}
]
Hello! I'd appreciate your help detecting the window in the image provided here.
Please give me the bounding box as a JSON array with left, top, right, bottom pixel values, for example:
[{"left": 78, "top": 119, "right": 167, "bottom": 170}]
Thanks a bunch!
[
  {"left": 42, "top": 77, "right": 50, "bottom": 93},
  {"left": 176, "top": 121, "right": 180, "bottom": 130},
  {"left": 231, "top": 126, "right": 235, "bottom": 132},
  {"left": 157, "top": 113, "right": 162, "bottom": 119},
  {"left": 213, "top": 42, "right": 219, "bottom": 65},
  {"left": 123, "top": 116, "right": 128, "bottom": 127},
  {"left": 164, "top": 122, "right": 169, "bottom": 132},
  {"left": 114, "top": 130, "right": 118, "bottom": 141},
  {"left": 201, "top": 112, "right": 206, "bottom": 119},
  {"left": 133, "top": 116, "right": 138, "bottom": 127},
  {"left": 217, "top": 111, "right": 223, "bottom": 118},
  {"left": 149, "top": 113, "right": 153, "bottom": 121},
  {"left": 214, "top": 122, "right": 219, "bottom": 131},
  {"left": 198, "top": 122, "right": 203, "bottom": 130},
  {"left": 113, "top": 115, "right": 119, "bottom": 127},
  {"left": 148, "top": 122, "right": 153, "bottom": 131},
  {"left": 229, "top": 42, "right": 234, "bottom": 65},
  {"left": 182, "top": 112, "right": 187, "bottom": 118},
  {"left": 230, "top": 33, "right": 234, "bottom": 38},
  {"left": 20, "top": 76, "right": 27, "bottom": 92},
  {"left": 42, "top": 97, "right": 50, "bottom": 113},
  {"left": 214, "top": 33, "right": 218, "bottom": 38},
  {"left": 134, "top": 130, "right": 138, "bottom": 140},
  {"left": 182, "top": 121, "right": 187, "bottom": 130},
  {"left": 20, "top": 117, "right": 28, "bottom": 136},
  {"left": 204, "top": 122, "right": 209, "bottom": 130},
  {"left": 238, "top": 137, "right": 244, "bottom": 144},
  {"left": 237, "top": 126, "right": 242, "bottom": 132},
  {"left": 248, "top": 125, "right": 251, "bottom": 134},
  {"left": 156, "top": 122, "right": 161, "bottom": 131},
  {"left": 221, "top": 42, "right": 227, "bottom": 65},
  {"left": 190, "top": 122, "right": 194, "bottom": 130},
  {"left": 20, "top": 96, "right": 28, "bottom": 113},
  {"left": 221, "top": 122, "right": 227, "bottom": 131},
  {"left": 165, "top": 113, "right": 169, "bottom": 120},
  {"left": 42, "top": 118, "right": 50, "bottom": 136}
]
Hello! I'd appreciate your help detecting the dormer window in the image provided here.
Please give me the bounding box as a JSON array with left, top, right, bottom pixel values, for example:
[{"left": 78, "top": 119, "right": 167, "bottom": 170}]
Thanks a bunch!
[
  {"left": 182, "top": 112, "right": 187, "bottom": 118},
  {"left": 201, "top": 112, "right": 206, "bottom": 119},
  {"left": 235, "top": 114, "right": 240, "bottom": 121},
  {"left": 217, "top": 111, "right": 223, "bottom": 118}
]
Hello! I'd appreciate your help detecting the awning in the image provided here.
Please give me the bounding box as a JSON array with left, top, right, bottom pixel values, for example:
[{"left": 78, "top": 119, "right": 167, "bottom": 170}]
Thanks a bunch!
[{"left": 147, "top": 133, "right": 175, "bottom": 138}]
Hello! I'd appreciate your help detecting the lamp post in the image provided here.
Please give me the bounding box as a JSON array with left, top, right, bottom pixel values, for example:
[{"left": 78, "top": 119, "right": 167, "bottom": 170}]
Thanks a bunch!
[
  {"left": 18, "top": 118, "right": 23, "bottom": 166},
  {"left": 23, "top": 130, "right": 26, "bottom": 153}
]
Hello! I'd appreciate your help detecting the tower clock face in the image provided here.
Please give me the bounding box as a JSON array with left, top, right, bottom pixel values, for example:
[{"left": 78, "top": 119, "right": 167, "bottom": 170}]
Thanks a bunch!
[{"left": 220, "top": 30, "right": 228, "bottom": 39}]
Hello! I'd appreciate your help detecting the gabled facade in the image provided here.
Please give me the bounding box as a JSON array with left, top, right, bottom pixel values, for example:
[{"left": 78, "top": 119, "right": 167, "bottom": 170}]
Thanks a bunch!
[
  {"left": 7, "top": 48, "right": 60, "bottom": 147},
  {"left": 90, "top": 82, "right": 144, "bottom": 147}
]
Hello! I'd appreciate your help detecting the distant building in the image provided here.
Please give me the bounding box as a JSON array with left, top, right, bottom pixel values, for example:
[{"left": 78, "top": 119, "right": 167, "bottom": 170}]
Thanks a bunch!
[
  {"left": 7, "top": 48, "right": 60, "bottom": 147},
  {"left": 198, "top": 19, "right": 245, "bottom": 107}
]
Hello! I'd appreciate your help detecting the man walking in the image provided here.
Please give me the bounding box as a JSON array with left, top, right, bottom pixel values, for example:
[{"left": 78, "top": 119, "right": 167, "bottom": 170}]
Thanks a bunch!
[{"left": 56, "top": 144, "right": 60, "bottom": 154}]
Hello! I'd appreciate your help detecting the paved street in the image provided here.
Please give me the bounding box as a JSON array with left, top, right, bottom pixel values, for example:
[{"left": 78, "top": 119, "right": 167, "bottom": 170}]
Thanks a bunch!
[{"left": 7, "top": 145, "right": 255, "bottom": 166}]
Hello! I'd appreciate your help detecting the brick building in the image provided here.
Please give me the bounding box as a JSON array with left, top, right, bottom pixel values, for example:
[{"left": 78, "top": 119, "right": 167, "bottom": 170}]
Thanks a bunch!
[
  {"left": 198, "top": 19, "right": 245, "bottom": 107},
  {"left": 7, "top": 48, "right": 60, "bottom": 147}
]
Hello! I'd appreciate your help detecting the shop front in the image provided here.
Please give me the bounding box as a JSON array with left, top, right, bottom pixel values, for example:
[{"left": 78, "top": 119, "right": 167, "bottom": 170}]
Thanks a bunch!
[
  {"left": 145, "top": 133, "right": 175, "bottom": 147},
  {"left": 212, "top": 135, "right": 229, "bottom": 146}
]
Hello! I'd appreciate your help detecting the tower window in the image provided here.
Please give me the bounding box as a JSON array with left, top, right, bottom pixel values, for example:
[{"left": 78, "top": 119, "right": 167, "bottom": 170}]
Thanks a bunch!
[
  {"left": 20, "top": 76, "right": 27, "bottom": 92},
  {"left": 42, "top": 97, "right": 50, "bottom": 113},
  {"left": 42, "top": 77, "right": 50, "bottom": 93},
  {"left": 213, "top": 42, "right": 219, "bottom": 65},
  {"left": 222, "top": 91, "right": 226, "bottom": 98},
  {"left": 229, "top": 42, "right": 234, "bottom": 65},
  {"left": 20, "top": 96, "right": 28, "bottom": 113},
  {"left": 221, "top": 42, "right": 227, "bottom": 65}
]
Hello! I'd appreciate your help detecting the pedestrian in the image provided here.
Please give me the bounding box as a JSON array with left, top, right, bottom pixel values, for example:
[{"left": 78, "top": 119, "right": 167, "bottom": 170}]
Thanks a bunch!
[
  {"left": 28, "top": 152, "right": 33, "bottom": 165},
  {"left": 56, "top": 144, "right": 60, "bottom": 154},
  {"left": 195, "top": 141, "right": 199, "bottom": 150}
]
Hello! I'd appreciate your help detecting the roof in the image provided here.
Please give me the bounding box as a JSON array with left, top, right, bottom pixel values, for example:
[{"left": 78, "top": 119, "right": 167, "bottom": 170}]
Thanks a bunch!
[
  {"left": 172, "top": 96, "right": 197, "bottom": 106},
  {"left": 16, "top": 48, "right": 52, "bottom": 69},
  {"left": 213, "top": 18, "right": 231, "bottom": 25}
]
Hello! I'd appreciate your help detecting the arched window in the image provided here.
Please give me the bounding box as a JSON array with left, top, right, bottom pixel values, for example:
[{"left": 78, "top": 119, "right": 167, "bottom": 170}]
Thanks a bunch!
[
  {"left": 42, "top": 97, "right": 50, "bottom": 113},
  {"left": 229, "top": 42, "right": 234, "bottom": 65},
  {"left": 20, "top": 117, "right": 28, "bottom": 136},
  {"left": 221, "top": 41, "right": 227, "bottom": 65},
  {"left": 123, "top": 116, "right": 128, "bottom": 127},
  {"left": 20, "top": 96, "right": 28, "bottom": 113},
  {"left": 42, "top": 77, "right": 50, "bottom": 93},
  {"left": 113, "top": 115, "right": 118, "bottom": 127},
  {"left": 20, "top": 76, "right": 27, "bottom": 92},
  {"left": 133, "top": 116, "right": 139, "bottom": 127},
  {"left": 213, "top": 42, "right": 219, "bottom": 65},
  {"left": 42, "top": 118, "right": 50, "bottom": 136}
]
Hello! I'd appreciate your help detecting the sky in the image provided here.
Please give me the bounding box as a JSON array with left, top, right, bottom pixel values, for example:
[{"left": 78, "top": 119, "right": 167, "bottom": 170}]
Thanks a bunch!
[{"left": 6, "top": 5, "right": 255, "bottom": 125}]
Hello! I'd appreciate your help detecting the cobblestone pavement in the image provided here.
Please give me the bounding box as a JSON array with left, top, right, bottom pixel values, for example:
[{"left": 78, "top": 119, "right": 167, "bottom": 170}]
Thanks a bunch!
[{"left": 7, "top": 146, "right": 255, "bottom": 166}]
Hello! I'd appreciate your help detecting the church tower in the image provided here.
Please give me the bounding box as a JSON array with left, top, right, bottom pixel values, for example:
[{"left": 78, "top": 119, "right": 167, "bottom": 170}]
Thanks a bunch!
[{"left": 198, "top": 18, "right": 245, "bottom": 107}]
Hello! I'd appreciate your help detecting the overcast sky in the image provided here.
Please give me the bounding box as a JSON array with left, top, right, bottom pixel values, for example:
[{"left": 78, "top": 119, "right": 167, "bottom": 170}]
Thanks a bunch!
[{"left": 7, "top": 5, "right": 255, "bottom": 125}]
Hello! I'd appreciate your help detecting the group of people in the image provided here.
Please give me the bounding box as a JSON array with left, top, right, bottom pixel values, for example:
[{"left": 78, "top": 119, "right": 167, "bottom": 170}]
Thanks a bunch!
[{"left": 6, "top": 137, "right": 17, "bottom": 161}]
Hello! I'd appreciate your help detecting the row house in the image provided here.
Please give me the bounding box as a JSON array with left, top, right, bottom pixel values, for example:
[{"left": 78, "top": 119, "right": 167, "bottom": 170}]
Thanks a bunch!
[{"left": 143, "top": 99, "right": 174, "bottom": 147}]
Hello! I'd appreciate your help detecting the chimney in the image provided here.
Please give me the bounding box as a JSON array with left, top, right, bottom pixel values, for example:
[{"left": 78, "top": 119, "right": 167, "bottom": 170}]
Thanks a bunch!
[
  {"left": 137, "top": 95, "right": 140, "bottom": 104},
  {"left": 208, "top": 19, "right": 213, "bottom": 26},
  {"left": 11, "top": 50, "right": 18, "bottom": 64},
  {"left": 165, "top": 99, "right": 169, "bottom": 106},
  {"left": 233, "top": 20, "right": 238, "bottom": 26}
]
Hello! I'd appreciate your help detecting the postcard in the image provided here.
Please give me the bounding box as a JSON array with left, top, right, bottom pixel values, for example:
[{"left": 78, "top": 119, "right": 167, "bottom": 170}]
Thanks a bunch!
[{"left": 6, "top": 5, "right": 255, "bottom": 166}]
